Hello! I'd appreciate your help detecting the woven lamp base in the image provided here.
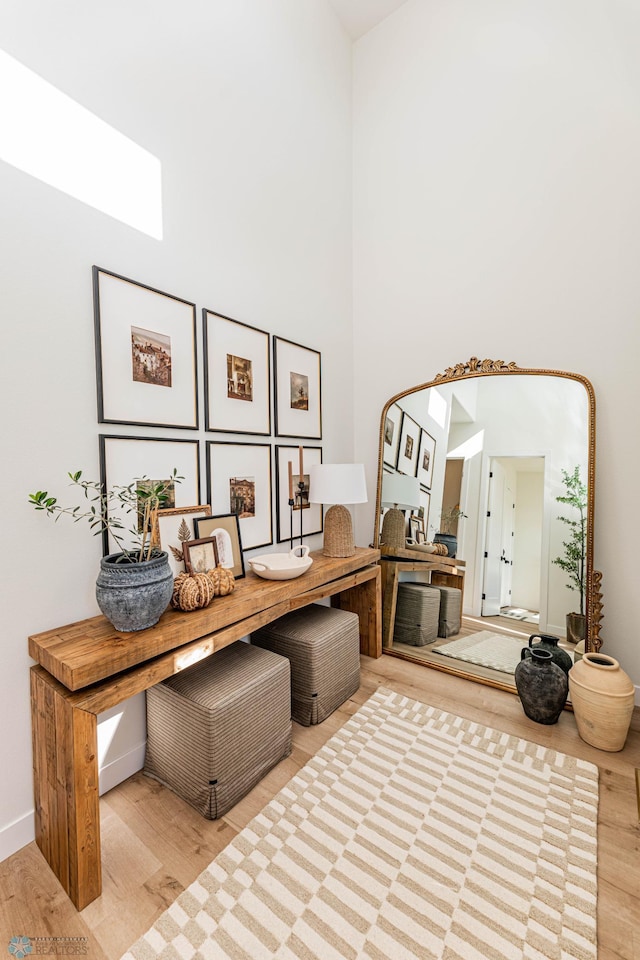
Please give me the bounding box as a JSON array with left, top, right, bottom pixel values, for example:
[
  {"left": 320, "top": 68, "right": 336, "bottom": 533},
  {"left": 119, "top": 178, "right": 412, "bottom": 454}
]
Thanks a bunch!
[
  {"left": 380, "top": 508, "right": 406, "bottom": 550},
  {"left": 322, "top": 504, "right": 355, "bottom": 557}
]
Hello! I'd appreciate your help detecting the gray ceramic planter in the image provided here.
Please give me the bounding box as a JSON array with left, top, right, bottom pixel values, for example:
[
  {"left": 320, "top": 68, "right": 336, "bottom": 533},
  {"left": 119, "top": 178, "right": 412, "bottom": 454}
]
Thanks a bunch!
[{"left": 96, "top": 551, "right": 173, "bottom": 632}]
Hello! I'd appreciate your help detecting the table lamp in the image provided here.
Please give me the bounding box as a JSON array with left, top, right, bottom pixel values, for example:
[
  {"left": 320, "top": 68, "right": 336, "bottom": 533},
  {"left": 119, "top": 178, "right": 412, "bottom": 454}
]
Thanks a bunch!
[
  {"left": 309, "top": 463, "right": 368, "bottom": 557},
  {"left": 380, "top": 474, "right": 421, "bottom": 549}
]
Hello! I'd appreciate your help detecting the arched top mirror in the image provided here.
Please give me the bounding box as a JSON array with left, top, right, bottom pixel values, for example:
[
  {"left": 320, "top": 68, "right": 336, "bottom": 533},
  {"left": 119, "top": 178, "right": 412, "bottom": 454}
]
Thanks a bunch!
[{"left": 374, "top": 358, "right": 600, "bottom": 695}]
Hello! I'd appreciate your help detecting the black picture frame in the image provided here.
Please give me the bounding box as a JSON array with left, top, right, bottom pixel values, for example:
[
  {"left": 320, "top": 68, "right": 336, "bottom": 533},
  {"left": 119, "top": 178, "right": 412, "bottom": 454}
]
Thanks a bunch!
[
  {"left": 273, "top": 336, "right": 322, "bottom": 439},
  {"left": 205, "top": 441, "right": 273, "bottom": 551},
  {"left": 416, "top": 429, "right": 436, "bottom": 489},
  {"left": 93, "top": 266, "right": 199, "bottom": 429},
  {"left": 275, "top": 444, "right": 324, "bottom": 543},
  {"left": 383, "top": 403, "right": 403, "bottom": 468},
  {"left": 396, "top": 412, "right": 420, "bottom": 475},
  {"left": 99, "top": 434, "right": 201, "bottom": 556},
  {"left": 203, "top": 309, "right": 271, "bottom": 435}
]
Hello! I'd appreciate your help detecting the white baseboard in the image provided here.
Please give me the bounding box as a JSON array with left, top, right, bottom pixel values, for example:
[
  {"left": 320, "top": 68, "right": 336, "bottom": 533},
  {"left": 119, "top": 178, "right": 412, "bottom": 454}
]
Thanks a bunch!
[
  {"left": 98, "top": 742, "right": 146, "bottom": 796},
  {"left": 0, "top": 744, "right": 147, "bottom": 865},
  {"left": 0, "top": 811, "right": 35, "bottom": 863}
]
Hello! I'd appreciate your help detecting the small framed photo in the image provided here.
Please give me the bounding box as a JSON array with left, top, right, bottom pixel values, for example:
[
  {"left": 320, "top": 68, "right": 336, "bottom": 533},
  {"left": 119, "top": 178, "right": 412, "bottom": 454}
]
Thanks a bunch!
[
  {"left": 383, "top": 403, "right": 402, "bottom": 468},
  {"left": 396, "top": 412, "right": 420, "bottom": 475},
  {"left": 93, "top": 267, "right": 198, "bottom": 429},
  {"left": 182, "top": 537, "right": 219, "bottom": 575},
  {"left": 419, "top": 487, "right": 431, "bottom": 535},
  {"left": 206, "top": 442, "right": 272, "bottom": 550},
  {"left": 273, "top": 337, "right": 322, "bottom": 439},
  {"left": 408, "top": 516, "right": 422, "bottom": 542},
  {"left": 99, "top": 435, "right": 200, "bottom": 556},
  {"left": 416, "top": 429, "right": 436, "bottom": 489},
  {"left": 154, "top": 505, "right": 212, "bottom": 578},
  {"left": 203, "top": 309, "right": 271, "bottom": 435},
  {"left": 275, "top": 444, "right": 323, "bottom": 543},
  {"left": 194, "top": 513, "right": 245, "bottom": 579}
]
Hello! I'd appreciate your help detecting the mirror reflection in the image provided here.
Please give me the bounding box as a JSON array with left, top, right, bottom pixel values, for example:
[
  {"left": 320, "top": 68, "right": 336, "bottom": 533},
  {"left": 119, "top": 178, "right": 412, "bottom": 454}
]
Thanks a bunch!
[{"left": 375, "top": 362, "right": 595, "bottom": 694}]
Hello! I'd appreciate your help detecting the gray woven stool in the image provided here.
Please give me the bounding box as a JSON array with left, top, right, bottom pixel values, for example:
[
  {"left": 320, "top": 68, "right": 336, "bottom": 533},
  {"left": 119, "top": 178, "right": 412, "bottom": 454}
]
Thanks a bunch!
[
  {"left": 144, "top": 641, "right": 291, "bottom": 819},
  {"left": 430, "top": 584, "right": 462, "bottom": 637},
  {"left": 251, "top": 603, "right": 360, "bottom": 726},
  {"left": 394, "top": 582, "right": 441, "bottom": 646}
]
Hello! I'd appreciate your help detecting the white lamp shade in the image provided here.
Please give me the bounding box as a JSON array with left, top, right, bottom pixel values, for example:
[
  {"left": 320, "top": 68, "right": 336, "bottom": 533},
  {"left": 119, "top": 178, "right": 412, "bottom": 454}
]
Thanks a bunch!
[
  {"left": 381, "top": 473, "right": 421, "bottom": 510},
  {"left": 309, "top": 463, "right": 368, "bottom": 505}
]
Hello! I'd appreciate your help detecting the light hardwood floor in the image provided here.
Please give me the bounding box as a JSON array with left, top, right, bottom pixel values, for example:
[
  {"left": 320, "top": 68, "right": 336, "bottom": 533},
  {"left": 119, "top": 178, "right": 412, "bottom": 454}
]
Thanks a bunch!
[{"left": 2, "top": 654, "right": 639, "bottom": 959}]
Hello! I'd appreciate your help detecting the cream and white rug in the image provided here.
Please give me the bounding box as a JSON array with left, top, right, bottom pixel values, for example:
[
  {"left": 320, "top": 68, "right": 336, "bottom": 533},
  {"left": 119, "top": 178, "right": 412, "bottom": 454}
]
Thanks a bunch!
[
  {"left": 433, "top": 631, "right": 530, "bottom": 674},
  {"left": 122, "top": 688, "right": 598, "bottom": 960}
]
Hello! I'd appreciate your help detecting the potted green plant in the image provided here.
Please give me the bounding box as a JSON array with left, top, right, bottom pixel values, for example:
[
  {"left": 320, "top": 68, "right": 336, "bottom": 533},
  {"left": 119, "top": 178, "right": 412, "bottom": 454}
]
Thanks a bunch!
[
  {"left": 552, "top": 466, "right": 587, "bottom": 644},
  {"left": 29, "top": 469, "right": 181, "bottom": 632},
  {"left": 433, "top": 505, "right": 467, "bottom": 558}
]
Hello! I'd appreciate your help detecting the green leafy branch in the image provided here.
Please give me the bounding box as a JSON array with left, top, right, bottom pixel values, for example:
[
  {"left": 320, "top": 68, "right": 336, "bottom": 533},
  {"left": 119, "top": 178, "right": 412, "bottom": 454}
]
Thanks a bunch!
[{"left": 29, "top": 469, "right": 182, "bottom": 563}]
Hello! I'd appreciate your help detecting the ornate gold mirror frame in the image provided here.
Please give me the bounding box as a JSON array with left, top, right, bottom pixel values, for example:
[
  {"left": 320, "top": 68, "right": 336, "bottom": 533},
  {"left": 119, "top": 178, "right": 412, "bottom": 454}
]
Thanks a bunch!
[{"left": 374, "top": 359, "right": 602, "bottom": 692}]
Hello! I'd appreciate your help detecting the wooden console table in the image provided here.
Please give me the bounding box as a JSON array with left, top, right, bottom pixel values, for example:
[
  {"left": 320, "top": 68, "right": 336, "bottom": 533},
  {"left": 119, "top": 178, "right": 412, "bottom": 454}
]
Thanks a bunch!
[
  {"left": 28, "top": 547, "right": 381, "bottom": 910},
  {"left": 380, "top": 546, "right": 465, "bottom": 648}
]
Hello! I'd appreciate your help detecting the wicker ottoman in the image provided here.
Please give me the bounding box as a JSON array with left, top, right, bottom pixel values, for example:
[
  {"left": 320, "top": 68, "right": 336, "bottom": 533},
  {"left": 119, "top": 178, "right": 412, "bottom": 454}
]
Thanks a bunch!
[
  {"left": 393, "top": 582, "right": 441, "bottom": 646},
  {"left": 430, "top": 584, "right": 462, "bottom": 637},
  {"left": 251, "top": 604, "right": 360, "bottom": 726},
  {"left": 144, "top": 641, "right": 291, "bottom": 819}
]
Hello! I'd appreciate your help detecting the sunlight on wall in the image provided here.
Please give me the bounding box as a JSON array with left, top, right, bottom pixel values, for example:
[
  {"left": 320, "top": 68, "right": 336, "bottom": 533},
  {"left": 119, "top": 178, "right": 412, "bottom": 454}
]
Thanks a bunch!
[
  {"left": 0, "top": 50, "right": 163, "bottom": 239},
  {"left": 428, "top": 387, "right": 448, "bottom": 429},
  {"left": 448, "top": 429, "right": 485, "bottom": 460},
  {"left": 97, "top": 708, "right": 124, "bottom": 766}
]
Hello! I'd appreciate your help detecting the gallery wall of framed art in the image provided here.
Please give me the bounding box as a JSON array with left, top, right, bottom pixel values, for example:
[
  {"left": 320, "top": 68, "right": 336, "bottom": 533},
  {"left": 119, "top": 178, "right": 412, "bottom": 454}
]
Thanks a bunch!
[{"left": 92, "top": 265, "right": 324, "bottom": 568}]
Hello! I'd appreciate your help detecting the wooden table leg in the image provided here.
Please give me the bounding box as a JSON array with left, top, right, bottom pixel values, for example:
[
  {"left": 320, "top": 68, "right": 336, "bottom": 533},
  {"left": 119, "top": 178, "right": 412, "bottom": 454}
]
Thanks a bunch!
[
  {"left": 31, "top": 667, "right": 101, "bottom": 910},
  {"left": 332, "top": 566, "right": 382, "bottom": 658},
  {"left": 380, "top": 560, "right": 401, "bottom": 648}
]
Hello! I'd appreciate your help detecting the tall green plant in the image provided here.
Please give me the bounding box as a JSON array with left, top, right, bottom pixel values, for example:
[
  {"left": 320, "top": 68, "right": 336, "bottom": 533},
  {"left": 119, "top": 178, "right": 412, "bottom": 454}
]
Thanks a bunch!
[{"left": 552, "top": 466, "right": 587, "bottom": 615}]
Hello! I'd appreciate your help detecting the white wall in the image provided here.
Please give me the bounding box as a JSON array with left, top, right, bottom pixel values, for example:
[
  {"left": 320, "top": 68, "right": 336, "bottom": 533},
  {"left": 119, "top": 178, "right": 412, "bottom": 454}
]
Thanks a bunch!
[
  {"left": 0, "top": 0, "right": 352, "bottom": 861},
  {"left": 353, "top": 0, "right": 640, "bottom": 691}
]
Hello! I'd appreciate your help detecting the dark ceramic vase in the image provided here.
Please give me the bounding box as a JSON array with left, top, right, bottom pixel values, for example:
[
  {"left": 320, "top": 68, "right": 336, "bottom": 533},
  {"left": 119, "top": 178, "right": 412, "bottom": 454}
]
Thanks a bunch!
[
  {"left": 96, "top": 551, "right": 173, "bottom": 632},
  {"left": 434, "top": 533, "right": 456, "bottom": 557},
  {"left": 514, "top": 648, "right": 568, "bottom": 725},
  {"left": 528, "top": 633, "right": 573, "bottom": 675}
]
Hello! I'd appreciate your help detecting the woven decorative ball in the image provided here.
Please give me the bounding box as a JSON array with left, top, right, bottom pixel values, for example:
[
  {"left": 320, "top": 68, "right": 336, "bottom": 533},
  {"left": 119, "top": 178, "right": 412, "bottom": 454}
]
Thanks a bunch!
[
  {"left": 171, "top": 571, "right": 215, "bottom": 611},
  {"left": 207, "top": 565, "right": 235, "bottom": 597}
]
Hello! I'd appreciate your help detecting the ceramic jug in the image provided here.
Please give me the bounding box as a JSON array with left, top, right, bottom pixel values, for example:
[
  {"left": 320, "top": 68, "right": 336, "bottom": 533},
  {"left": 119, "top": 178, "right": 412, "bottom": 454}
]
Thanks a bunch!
[
  {"left": 528, "top": 633, "right": 573, "bottom": 675},
  {"left": 515, "top": 648, "right": 569, "bottom": 725},
  {"left": 569, "top": 653, "right": 635, "bottom": 751}
]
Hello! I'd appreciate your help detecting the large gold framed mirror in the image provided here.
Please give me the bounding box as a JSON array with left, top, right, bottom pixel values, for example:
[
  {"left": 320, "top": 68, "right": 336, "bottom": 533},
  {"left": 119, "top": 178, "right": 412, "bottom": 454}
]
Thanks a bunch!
[{"left": 374, "top": 358, "right": 602, "bottom": 695}]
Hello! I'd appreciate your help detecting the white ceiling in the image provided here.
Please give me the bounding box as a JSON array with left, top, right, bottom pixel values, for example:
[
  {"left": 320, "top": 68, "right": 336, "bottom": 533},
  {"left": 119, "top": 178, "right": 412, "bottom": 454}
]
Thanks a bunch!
[{"left": 328, "top": 0, "right": 409, "bottom": 40}]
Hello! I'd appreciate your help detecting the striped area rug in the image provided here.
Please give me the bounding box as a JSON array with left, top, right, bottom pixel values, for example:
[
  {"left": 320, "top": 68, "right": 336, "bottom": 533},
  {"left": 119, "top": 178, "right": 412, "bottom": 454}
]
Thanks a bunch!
[{"left": 122, "top": 688, "right": 598, "bottom": 960}]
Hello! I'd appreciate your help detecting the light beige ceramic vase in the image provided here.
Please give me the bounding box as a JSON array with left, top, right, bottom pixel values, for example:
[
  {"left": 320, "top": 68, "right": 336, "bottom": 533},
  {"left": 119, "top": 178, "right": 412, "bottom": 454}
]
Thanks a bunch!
[{"left": 569, "top": 653, "right": 635, "bottom": 752}]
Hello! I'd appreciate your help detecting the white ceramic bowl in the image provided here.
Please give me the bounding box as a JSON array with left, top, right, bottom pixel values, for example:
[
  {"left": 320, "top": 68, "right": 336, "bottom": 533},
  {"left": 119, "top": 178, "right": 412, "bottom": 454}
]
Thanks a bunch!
[{"left": 249, "top": 546, "right": 313, "bottom": 581}]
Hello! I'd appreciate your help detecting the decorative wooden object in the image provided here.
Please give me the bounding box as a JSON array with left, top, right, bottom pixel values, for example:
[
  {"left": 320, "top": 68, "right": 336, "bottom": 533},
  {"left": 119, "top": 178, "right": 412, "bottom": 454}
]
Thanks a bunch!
[
  {"left": 589, "top": 568, "right": 604, "bottom": 653},
  {"left": 434, "top": 357, "right": 520, "bottom": 380},
  {"left": 29, "top": 548, "right": 381, "bottom": 911}
]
